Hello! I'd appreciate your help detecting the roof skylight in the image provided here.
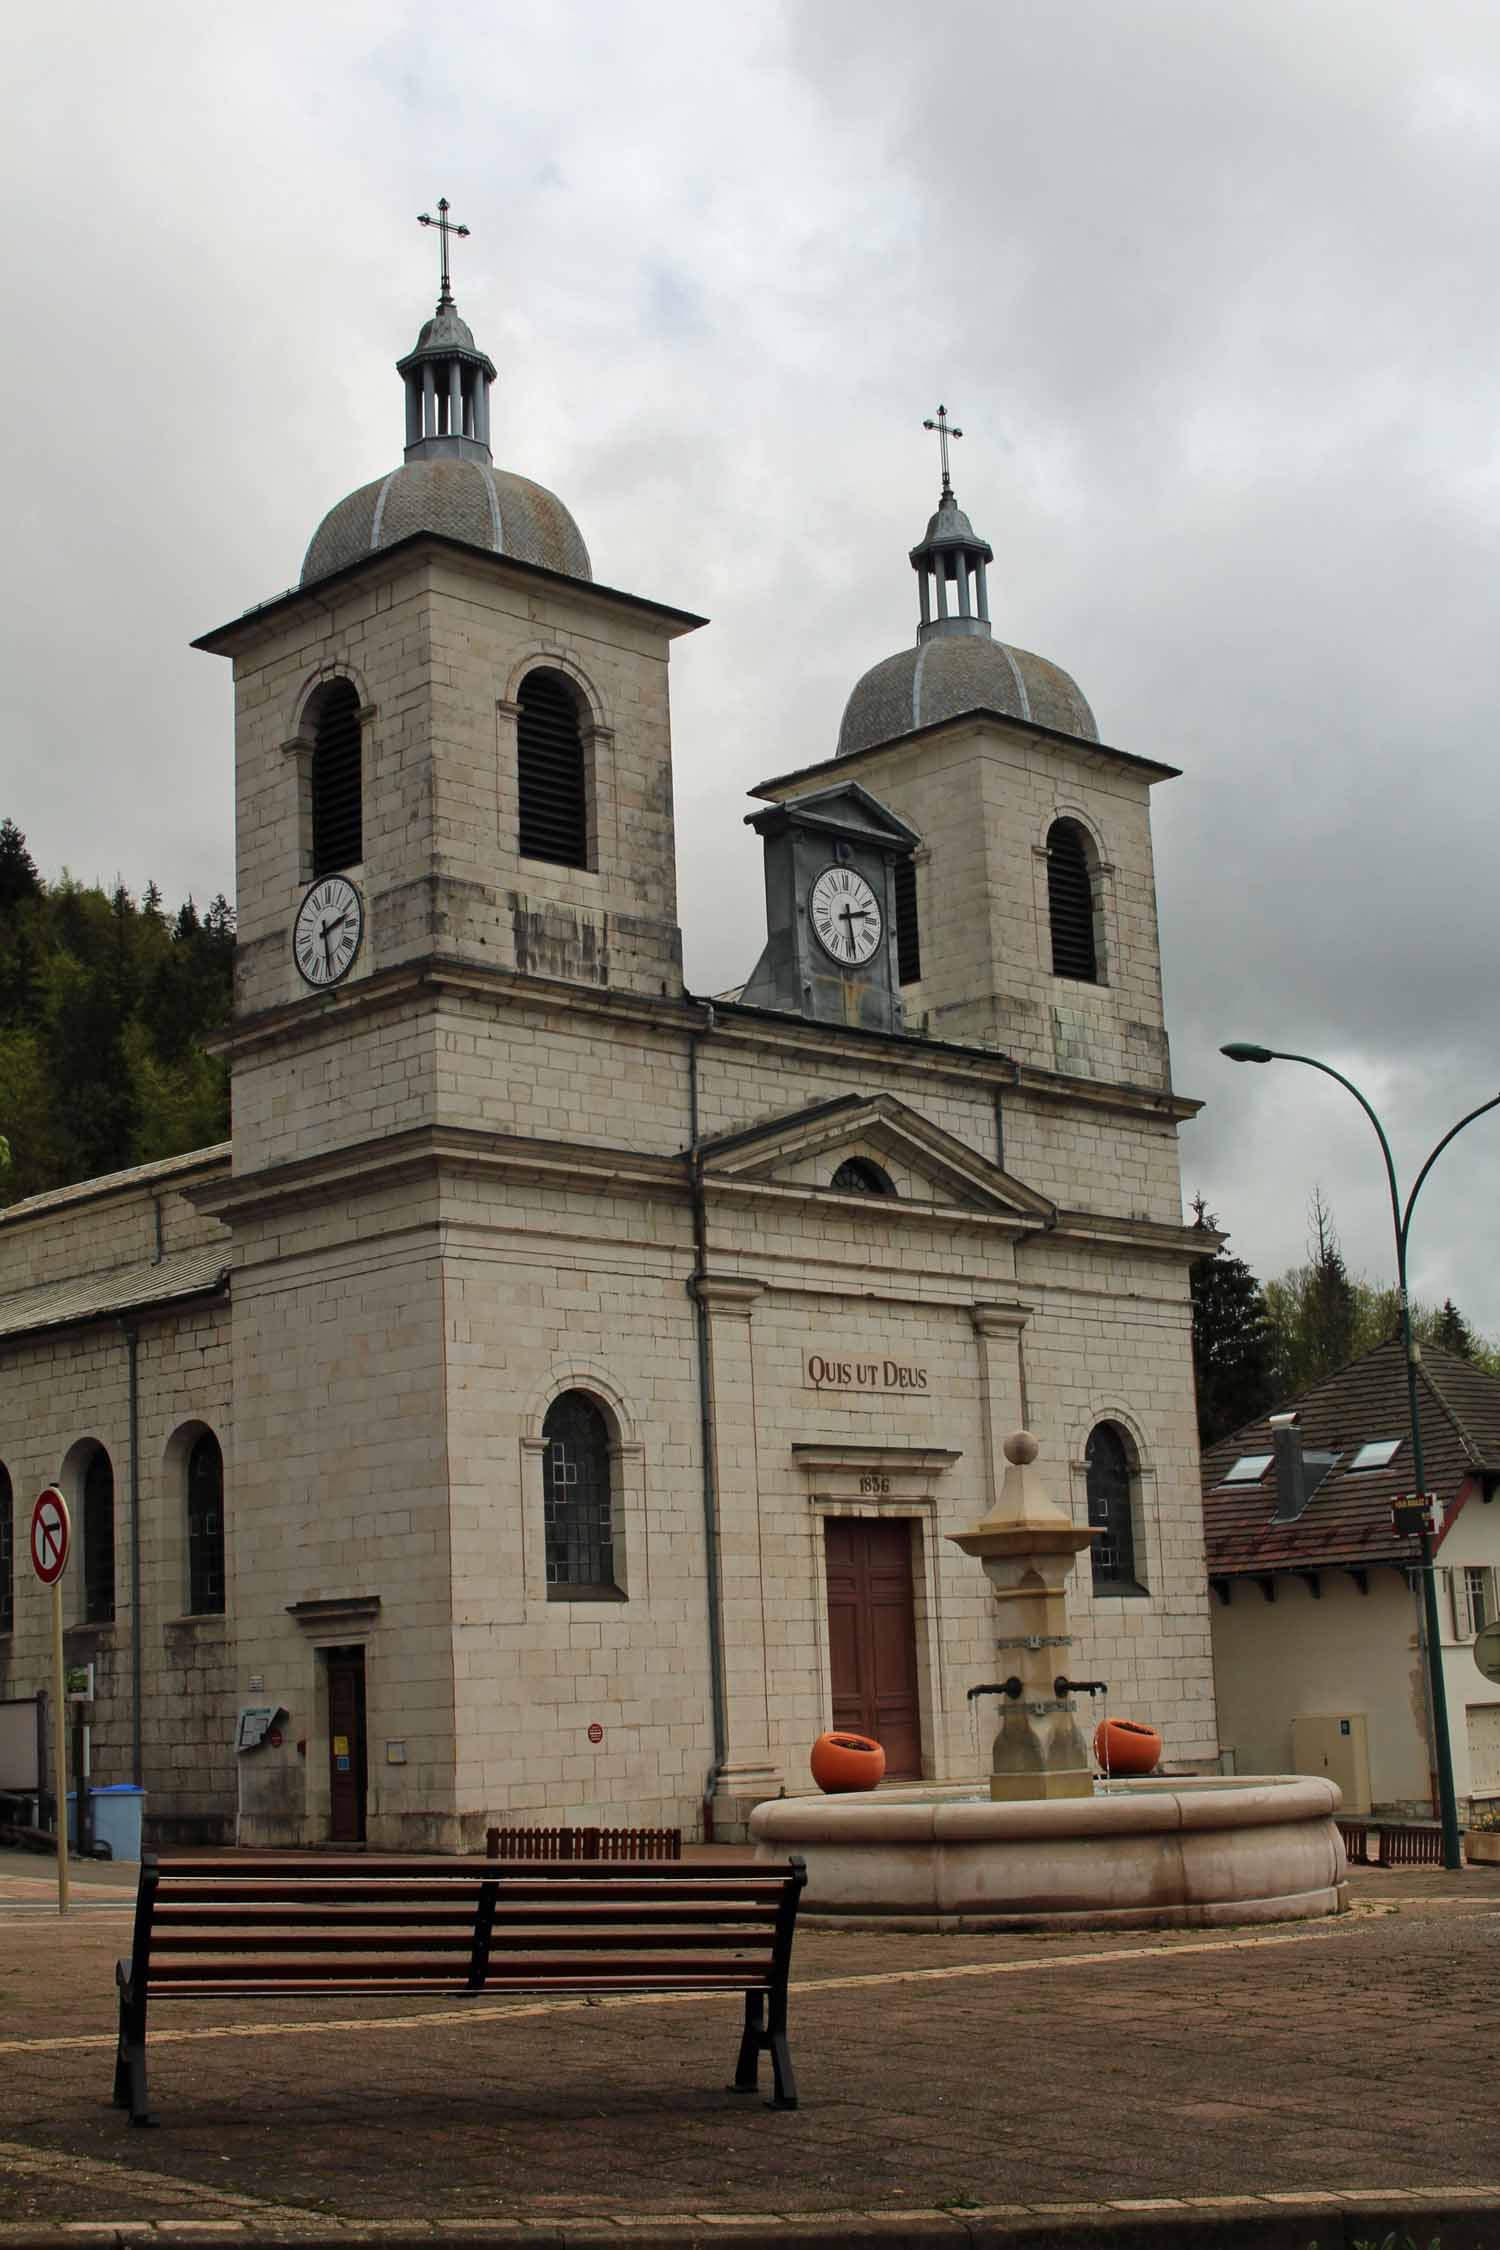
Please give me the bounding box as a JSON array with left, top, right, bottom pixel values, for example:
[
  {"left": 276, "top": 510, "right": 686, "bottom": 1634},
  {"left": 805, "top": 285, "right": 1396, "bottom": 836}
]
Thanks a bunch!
[
  {"left": 1222, "top": 1453, "right": 1273, "bottom": 1484},
  {"left": 1348, "top": 1438, "right": 1402, "bottom": 1471}
]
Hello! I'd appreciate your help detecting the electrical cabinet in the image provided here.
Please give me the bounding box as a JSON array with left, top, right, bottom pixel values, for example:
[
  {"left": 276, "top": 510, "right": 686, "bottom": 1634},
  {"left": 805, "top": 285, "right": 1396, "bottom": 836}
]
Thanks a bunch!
[{"left": 1291, "top": 1712, "right": 1371, "bottom": 1814}]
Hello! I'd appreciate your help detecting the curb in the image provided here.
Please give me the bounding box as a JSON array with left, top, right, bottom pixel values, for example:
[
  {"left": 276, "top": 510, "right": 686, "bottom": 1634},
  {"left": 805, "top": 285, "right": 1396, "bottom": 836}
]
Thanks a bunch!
[{"left": 3, "top": 2196, "right": 1500, "bottom": 2249}]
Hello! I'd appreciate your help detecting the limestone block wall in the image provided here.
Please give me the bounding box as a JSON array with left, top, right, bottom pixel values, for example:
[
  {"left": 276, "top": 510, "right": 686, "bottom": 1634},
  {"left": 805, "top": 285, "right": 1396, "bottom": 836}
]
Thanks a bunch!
[
  {"left": 226, "top": 1190, "right": 457, "bottom": 1848},
  {"left": 0, "top": 1301, "right": 236, "bottom": 1843},
  {"left": 0, "top": 1149, "right": 230, "bottom": 1292}
]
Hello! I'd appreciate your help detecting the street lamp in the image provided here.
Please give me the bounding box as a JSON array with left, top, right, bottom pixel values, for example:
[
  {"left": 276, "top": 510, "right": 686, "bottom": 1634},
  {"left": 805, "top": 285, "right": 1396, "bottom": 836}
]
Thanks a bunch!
[{"left": 1221, "top": 1041, "right": 1500, "bottom": 1872}]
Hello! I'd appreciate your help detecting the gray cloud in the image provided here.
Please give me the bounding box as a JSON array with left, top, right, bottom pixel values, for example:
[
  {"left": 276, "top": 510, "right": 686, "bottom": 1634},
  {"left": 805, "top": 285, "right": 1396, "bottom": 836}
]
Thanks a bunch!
[{"left": 6, "top": 0, "right": 1500, "bottom": 1327}]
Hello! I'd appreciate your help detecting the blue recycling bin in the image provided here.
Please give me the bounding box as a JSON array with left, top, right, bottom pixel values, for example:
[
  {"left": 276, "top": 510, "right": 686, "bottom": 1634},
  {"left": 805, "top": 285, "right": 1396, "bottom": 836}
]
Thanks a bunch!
[{"left": 66, "top": 1785, "right": 145, "bottom": 1861}]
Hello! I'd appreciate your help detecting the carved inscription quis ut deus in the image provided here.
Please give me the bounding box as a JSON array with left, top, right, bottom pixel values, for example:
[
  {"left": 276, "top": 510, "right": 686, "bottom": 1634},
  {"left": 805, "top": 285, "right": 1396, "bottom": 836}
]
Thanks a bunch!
[{"left": 804, "top": 1352, "right": 930, "bottom": 1394}]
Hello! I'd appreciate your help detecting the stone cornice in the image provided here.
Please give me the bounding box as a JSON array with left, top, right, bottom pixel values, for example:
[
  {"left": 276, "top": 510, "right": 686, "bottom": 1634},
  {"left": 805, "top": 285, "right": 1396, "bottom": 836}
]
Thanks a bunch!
[
  {"left": 210, "top": 955, "right": 1201, "bottom": 1126},
  {"left": 972, "top": 1300, "right": 1034, "bottom": 1337},
  {"left": 1044, "top": 1208, "right": 1212, "bottom": 1260}
]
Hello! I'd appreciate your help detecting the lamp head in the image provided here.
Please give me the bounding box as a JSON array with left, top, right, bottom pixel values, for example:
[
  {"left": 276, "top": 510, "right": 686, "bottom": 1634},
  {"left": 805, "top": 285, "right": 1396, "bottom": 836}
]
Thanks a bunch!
[{"left": 1221, "top": 1042, "right": 1274, "bottom": 1065}]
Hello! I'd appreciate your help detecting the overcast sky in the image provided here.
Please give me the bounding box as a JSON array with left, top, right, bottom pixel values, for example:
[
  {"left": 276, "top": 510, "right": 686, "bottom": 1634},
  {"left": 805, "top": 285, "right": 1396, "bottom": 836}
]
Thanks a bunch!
[{"left": 6, "top": 0, "right": 1500, "bottom": 1332}]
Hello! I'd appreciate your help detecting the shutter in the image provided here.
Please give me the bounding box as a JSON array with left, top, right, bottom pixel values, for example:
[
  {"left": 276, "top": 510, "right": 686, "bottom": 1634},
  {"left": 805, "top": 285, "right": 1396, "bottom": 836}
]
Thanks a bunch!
[
  {"left": 1450, "top": 1568, "right": 1473, "bottom": 1641},
  {"left": 311, "top": 685, "right": 363, "bottom": 876},
  {"left": 517, "top": 672, "right": 588, "bottom": 868},
  {"left": 894, "top": 858, "right": 921, "bottom": 984},
  {"left": 1047, "top": 821, "right": 1098, "bottom": 982}
]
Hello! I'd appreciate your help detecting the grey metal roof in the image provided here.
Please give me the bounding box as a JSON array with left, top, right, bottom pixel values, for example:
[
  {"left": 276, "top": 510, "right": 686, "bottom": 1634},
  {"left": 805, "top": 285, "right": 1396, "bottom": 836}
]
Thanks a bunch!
[
  {"left": 0, "top": 1246, "right": 229, "bottom": 1344},
  {"left": 0, "top": 1144, "right": 231, "bottom": 1229},
  {"left": 838, "top": 634, "right": 1099, "bottom": 758},
  {"left": 301, "top": 460, "right": 593, "bottom": 588}
]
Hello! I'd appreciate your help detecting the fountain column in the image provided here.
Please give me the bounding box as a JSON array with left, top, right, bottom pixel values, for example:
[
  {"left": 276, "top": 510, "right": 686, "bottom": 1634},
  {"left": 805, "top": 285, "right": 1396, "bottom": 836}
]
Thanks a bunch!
[{"left": 948, "top": 1430, "right": 1098, "bottom": 1801}]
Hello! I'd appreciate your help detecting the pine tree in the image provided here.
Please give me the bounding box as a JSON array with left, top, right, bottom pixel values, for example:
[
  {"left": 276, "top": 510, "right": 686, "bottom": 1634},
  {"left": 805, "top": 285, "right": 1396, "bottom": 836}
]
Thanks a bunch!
[
  {"left": 1188, "top": 1198, "right": 1278, "bottom": 1445},
  {"left": 1436, "top": 1298, "right": 1477, "bottom": 1361},
  {"left": 0, "top": 819, "right": 40, "bottom": 911}
]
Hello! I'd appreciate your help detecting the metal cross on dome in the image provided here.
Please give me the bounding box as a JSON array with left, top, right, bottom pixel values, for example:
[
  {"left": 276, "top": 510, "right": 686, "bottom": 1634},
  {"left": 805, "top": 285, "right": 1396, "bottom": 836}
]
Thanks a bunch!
[
  {"left": 923, "top": 404, "right": 963, "bottom": 498},
  {"left": 417, "top": 198, "right": 470, "bottom": 307}
]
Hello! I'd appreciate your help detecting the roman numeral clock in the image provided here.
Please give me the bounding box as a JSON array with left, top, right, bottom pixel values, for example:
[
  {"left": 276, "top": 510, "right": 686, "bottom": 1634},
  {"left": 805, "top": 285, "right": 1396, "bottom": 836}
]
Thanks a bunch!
[{"left": 741, "top": 781, "right": 920, "bottom": 1033}]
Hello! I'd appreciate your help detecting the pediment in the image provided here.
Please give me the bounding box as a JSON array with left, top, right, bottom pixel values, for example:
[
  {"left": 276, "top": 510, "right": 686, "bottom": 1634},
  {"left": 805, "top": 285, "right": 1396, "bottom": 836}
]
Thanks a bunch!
[
  {"left": 745, "top": 780, "right": 921, "bottom": 852},
  {"left": 694, "top": 1093, "right": 1056, "bottom": 1225}
]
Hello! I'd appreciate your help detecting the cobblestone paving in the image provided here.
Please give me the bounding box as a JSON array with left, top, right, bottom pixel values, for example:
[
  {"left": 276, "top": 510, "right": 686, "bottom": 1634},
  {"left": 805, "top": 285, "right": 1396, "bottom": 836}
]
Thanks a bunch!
[{"left": 1, "top": 1855, "right": 1498, "bottom": 2233}]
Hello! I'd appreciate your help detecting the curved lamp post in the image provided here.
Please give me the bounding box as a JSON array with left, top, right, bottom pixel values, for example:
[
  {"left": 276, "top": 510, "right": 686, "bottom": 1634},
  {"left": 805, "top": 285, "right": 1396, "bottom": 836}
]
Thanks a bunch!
[{"left": 1221, "top": 1041, "right": 1500, "bottom": 1872}]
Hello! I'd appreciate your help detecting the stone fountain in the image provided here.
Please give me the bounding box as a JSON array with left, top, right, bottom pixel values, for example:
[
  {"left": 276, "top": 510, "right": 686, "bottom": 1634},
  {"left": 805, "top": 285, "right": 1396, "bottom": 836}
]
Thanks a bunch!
[{"left": 752, "top": 1431, "right": 1348, "bottom": 1929}]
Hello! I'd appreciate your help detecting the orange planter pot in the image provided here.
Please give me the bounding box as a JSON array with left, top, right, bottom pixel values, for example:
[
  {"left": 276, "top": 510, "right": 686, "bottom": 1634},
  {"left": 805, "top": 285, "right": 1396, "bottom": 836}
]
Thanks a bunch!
[
  {"left": 1094, "top": 1718, "right": 1162, "bottom": 1778},
  {"left": 810, "top": 1731, "right": 886, "bottom": 1793}
]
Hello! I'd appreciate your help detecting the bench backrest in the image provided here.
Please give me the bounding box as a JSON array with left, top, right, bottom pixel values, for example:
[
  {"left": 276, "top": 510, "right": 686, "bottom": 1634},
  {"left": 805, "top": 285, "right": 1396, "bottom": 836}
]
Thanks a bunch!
[{"left": 130, "top": 1855, "right": 803, "bottom": 1998}]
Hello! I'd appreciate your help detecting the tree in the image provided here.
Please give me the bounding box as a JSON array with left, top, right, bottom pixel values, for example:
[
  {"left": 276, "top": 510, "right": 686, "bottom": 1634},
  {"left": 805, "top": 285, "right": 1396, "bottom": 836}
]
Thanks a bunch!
[
  {"left": 1189, "top": 1198, "right": 1278, "bottom": 1445},
  {"left": 1435, "top": 1298, "right": 1478, "bottom": 1361},
  {"left": 0, "top": 819, "right": 40, "bottom": 911},
  {"left": 1263, "top": 1189, "right": 1360, "bottom": 1392}
]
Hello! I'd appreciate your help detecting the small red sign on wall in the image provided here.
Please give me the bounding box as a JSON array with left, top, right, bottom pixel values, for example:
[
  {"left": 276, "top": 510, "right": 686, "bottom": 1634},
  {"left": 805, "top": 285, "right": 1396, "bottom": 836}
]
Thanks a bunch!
[{"left": 587, "top": 1722, "right": 604, "bottom": 1746}]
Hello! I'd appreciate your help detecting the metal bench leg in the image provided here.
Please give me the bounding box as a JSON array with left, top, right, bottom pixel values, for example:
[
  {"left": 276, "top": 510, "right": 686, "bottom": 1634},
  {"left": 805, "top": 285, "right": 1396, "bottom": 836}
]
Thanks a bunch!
[
  {"left": 728, "top": 1990, "right": 763, "bottom": 2095},
  {"left": 113, "top": 1974, "right": 156, "bottom": 2127},
  {"left": 765, "top": 1991, "right": 798, "bottom": 2111}
]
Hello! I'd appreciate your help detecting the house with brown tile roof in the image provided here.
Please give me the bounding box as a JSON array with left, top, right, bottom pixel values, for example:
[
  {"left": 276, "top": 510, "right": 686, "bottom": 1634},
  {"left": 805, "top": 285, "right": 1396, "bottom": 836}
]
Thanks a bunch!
[{"left": 1202, "top": 1337, "right": 1500, "bottom": 1818}]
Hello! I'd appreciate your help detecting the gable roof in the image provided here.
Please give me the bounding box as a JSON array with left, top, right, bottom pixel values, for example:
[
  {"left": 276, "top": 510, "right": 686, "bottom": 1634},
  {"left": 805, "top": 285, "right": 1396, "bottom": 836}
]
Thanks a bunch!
[
  {"left": 1201, "top": 1336, "right": 1500, "bottom": 1576},
  {"left": 692, "top": 1092, "right": 1057, "bottom": 1227}
]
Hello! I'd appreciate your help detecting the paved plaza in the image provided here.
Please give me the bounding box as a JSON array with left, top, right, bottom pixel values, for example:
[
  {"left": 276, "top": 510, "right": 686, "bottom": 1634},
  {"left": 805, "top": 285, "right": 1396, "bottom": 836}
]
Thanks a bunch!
[{"left": 3, "top": 1849, "right": 1500, "bottom": 2247}]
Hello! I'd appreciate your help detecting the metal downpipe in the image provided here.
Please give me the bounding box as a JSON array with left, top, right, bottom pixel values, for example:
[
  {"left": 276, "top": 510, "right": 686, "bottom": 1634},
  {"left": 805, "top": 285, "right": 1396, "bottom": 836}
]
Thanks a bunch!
[{"left": 688, "top": 1016, "right": 729, "bottom": 1837}]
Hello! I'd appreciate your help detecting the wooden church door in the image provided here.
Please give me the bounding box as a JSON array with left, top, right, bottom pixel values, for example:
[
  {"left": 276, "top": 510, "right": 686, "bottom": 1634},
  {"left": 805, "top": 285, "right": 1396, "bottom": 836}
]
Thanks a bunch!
[
  {"left": 325, "top": 1647, "right": 368, "bottom": 1844},
  {"left": 823, "top": 1518, "right": 922, "bottom": 1778}
]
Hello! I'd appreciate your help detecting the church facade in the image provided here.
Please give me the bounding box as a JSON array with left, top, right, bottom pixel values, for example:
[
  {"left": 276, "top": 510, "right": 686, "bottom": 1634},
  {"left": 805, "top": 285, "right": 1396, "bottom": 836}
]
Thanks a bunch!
[{"left": 0, "top": 254, "right": 1218, "bottom": 1847}]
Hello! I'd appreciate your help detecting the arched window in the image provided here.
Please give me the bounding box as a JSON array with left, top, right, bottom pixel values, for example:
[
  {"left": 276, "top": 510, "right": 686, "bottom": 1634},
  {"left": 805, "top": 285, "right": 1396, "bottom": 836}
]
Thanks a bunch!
[
  {"left": 187, "top": 1431, "right": 225, "bottom": 1616},
  {"left": 1086, "top": 1423, "right": 1140, "bottom": 1593},
  {"left": 831, "top": 1157, "right": 896, "bottom": 1196},
  {"left": 1046, "top": 818, "right": 1099, "bottom": 983},
  {"left": 83, "top": 1447, "right": 115, "bottom": 1624},
  {"left": 0, "top": 1465, "right": 12, "bottom": 1635},
  {"left": 542, "top": 1392, "right": 617, "bottom": 1595},
  {"left": 517, "top": 669, "right": 589, "bottom": 868},
  {"left": 310, "top": 679, "right": 363, "bottom": 877}
]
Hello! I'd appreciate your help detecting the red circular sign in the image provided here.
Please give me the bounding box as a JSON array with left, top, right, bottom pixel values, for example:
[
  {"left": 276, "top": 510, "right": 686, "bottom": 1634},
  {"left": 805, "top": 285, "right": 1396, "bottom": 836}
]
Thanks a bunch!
[
  {"left": 30, "top": 1487, "right": 71, "bottom": 1586},
  {"left": 587, "top": 1722, "right": 604, "bottom": 1746}
]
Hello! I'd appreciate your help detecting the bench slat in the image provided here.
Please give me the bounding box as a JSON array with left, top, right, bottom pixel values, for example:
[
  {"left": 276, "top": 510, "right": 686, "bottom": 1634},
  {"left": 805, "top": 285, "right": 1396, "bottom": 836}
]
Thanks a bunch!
[
  {"left": 152, "top": 1930, "right": 775, "bottom": 1955},
  {"left": 148, "top": 1973, "right": 766, "bottom": 1999},
  {"left": 148, "top": 1952, "right": 772, "bottom": 1983},
  {"left": 154, "top": 1881, "right": 786, "bottom": 1908},
  {"left": 153, "top": 1902, "right": 778, "bottom": 1929},
  {"left": 156, "top": 1857, "right": 768, "bottom": 1880}
]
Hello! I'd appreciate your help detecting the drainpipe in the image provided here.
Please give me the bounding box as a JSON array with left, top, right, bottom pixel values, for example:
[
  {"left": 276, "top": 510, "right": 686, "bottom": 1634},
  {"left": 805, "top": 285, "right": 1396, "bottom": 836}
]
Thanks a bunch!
[
  {"left": 688, "top": 1007, "right": 729, "bottom": 1838},
  {"left": 120, "top": 1321, "right": 143, "bottom": 1788}
]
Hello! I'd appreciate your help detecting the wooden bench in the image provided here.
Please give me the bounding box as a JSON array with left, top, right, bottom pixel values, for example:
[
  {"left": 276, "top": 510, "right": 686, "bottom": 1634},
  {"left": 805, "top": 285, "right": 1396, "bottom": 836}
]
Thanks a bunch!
[
  {"left": 1337, "top": 1816, "right": 1447, "bottom": 1868},
  {"left": 114, "top": 1852, "right": 806, "bottom": 2126}
]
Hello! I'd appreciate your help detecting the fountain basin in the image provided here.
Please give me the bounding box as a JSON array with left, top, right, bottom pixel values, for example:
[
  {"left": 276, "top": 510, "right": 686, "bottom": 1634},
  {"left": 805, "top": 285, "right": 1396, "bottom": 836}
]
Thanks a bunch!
[{"left": 751, "top": 1774, "right": 1347, "bottom": 1930}]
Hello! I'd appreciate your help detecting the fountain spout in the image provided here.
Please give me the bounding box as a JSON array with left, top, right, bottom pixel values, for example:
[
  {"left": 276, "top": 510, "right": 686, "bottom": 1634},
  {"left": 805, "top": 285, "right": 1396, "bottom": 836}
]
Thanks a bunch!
[
  {"left": 966, "top": 1679, "right": 1023, "bottom": 1702},
  {"left": 1054, "top": 1678, "right": 1108, "bottom": 1699}
]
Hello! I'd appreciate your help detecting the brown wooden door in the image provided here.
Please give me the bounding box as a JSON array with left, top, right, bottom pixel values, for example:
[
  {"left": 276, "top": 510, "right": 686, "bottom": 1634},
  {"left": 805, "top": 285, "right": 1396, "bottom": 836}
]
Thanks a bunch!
[
  {"left": 824, "top": 1518, "right": 922, "bottom": 1778},
  {"left": 326, "top": 1647, "right": 367, "bottom": 1844}
]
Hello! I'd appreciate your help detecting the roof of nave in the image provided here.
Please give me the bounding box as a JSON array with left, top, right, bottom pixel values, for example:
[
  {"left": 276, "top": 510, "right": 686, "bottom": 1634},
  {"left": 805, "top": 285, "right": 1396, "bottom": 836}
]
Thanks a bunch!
[
  {"left": 1201, "top": 1336, "right": 1500, "bottom": 1577},
  {"left": 0, "top": 1144, "right": 231, "bottom": 1230},
  {"left": 0, "top": 1244, "right": 230, "bottom": 1344}
]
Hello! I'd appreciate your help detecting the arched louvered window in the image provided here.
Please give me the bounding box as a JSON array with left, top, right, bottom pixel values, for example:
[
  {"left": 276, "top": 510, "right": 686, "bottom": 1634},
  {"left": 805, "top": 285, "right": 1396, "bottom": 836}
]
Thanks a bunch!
[
  {"left": 310, "top": 680, "right": 363, "bottom": 878},
  {"left": 831, "top": 1157, "right": 896, "bottom": 1196},
  {"left": 0, "top": 1464, "right": 12, "bottom": 1635},
  {"left": 517, "top": 669, "right": 589, "bottom": 868},
  {"left": 1046, "top": 818, "right": 1099, "bottom": 983},
  {"left": 543, "top": 1392, "right": 618, "bottom": 1594},
  {"left": 1086, "top": 1422, "right": 1141, "bottom": 1592},
  {"left": 83, "top": 1446, "right": 115, "bottom": 1624},
  {"left": 894, "top": 858, "right": 921, "bottom": 985},
  {"left": 187, "top": 1431, "right": 226, "bottom": 1616}
]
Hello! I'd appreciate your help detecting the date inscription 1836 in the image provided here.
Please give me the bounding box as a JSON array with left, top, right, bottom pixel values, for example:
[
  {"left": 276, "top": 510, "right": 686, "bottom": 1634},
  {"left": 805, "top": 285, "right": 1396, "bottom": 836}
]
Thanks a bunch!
[{"left": 805, "top": 1352, "right": 930, "bottom": 1394}]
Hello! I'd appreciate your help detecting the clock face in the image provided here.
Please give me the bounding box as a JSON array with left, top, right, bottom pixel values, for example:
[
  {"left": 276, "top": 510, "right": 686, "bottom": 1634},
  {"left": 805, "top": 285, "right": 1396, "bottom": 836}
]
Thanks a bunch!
[
  {"left": 293, "top": 875, "right": 364, "bottom": 988},
  {"left": 810, "top": 863, "right": 883, "bottom": 967}
]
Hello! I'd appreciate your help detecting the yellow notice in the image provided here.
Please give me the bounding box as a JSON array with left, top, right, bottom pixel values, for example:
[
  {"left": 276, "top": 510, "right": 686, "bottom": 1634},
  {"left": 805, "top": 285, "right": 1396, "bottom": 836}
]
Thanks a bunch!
[{"left": 332, "top": 1736, "right": 349, "bottom": 1756}]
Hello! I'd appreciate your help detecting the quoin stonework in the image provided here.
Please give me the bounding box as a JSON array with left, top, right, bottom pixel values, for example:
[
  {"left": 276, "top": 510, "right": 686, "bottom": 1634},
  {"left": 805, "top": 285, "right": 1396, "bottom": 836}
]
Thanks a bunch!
[{"left": 0, "top": 236, "right": 1218, "bottom": 1846}]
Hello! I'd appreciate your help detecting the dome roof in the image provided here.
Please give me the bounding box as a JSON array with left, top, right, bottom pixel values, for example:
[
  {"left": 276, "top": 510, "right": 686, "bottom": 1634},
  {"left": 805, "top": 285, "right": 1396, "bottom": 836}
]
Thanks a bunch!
[
  {"left": 301, "top": 459, "right": 593, "bottom": 588},
  {"left": 838, "top": 635, "right": 1098, "bottom": 758}
]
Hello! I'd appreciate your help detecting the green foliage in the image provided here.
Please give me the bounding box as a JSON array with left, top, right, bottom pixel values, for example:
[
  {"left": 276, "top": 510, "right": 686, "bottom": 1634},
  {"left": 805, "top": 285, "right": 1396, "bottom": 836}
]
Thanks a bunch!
[
  {"left": 1191, "top": 1188, "right": 1500, "bottom": 1441},
  {"left": 0, "top": 824, "right": 233, "bottom": 1203},
  {"left": 1189, "top": 1197, "right": 1279, "bottom": 1445}
]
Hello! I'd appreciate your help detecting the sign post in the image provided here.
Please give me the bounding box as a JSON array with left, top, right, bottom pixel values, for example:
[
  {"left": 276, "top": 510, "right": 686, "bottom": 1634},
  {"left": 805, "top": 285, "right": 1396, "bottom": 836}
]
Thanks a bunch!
[{"left": 29, "top": 1487, "right": 71, "bottom": 1915}]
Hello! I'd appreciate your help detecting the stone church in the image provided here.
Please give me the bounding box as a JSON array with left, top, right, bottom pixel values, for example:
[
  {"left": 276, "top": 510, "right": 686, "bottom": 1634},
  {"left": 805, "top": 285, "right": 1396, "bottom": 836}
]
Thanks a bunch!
[{"left": 0, "top": 240, "right": 1218, "bottom": 1847}]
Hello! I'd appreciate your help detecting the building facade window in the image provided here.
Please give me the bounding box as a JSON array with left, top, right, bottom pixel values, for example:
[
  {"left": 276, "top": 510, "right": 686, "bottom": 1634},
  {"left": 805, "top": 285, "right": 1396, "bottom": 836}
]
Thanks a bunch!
[
  {"left": 310, "top": 679, "right": 363, "bottom": 877},
  {"left": 0, "top": 1464, "right": 12, "bottom": 1634},
  {"left": 894, "top": 858, "right": 921, "bottom": 984},
  {"left": 83, "top": 1446, "right": 116, "bottom": 1624},
  {"left": 830, "top": 1157, "right": 896, "bottom": 1196},
  {"left": 517, "top": 669, "right": 589, "bottom": 868},
  {"left": 187, "top": 1431, "right": 226, "bottom": 1616},
  {"left": 1086, "top": 1422, "right": 1141, "bottom": 1593},
  {"left": 542, "top": 1391, "right": 617, "bottom": 1595},
  {"left": 1046, "top": 818, "right": 1099, "bottom": 983}
]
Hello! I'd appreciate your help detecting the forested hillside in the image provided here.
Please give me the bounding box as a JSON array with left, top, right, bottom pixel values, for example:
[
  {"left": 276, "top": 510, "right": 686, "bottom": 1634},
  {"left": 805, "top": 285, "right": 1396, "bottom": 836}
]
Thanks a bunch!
[{"left": 0, "top": 819, "right": 233, "bottom": 1207}]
